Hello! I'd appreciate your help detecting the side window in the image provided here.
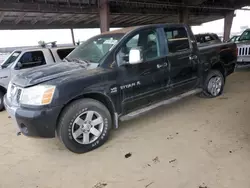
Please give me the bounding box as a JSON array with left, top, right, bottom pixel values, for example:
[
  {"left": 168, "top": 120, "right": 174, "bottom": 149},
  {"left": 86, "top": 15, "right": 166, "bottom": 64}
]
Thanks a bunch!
[
  {"left": 116, "top": 29, "right": 160, "bottom": 66},
  {"left": 57, "top": 48, "right": 74, "bottom": 60},
  {"left": 126, "top": 34, "right": 139, "bottom": 49},
  {"left": 18, "top": 51, "right": 46, "bottom": 69},
  {"left": 164, "top": 27, "right": 190, "bottom": 53}
]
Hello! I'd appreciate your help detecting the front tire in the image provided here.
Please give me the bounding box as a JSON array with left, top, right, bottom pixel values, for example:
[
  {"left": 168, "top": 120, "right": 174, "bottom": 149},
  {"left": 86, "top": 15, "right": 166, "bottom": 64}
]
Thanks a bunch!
[
  {"left": 57, "top": 98, "right": 112, "bottom": 154},
  {"left": 201, "top": 70, "right": 225, "bottom": 98}
]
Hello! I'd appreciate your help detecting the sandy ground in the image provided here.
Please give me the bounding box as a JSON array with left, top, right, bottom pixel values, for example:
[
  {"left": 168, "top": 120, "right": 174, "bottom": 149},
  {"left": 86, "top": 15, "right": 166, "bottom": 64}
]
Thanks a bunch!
[{"left": 1, "top": 70, "right": 250, "bottom": 188}]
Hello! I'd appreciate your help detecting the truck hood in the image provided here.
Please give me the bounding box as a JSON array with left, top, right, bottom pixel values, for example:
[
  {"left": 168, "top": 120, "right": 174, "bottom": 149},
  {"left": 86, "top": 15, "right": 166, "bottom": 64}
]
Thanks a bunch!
[
  {"left": 236, "top": 40, "right": 250, "bottom": 46},
  {"left": 12, "top": 62, "right": 100, "bottom": 88}
]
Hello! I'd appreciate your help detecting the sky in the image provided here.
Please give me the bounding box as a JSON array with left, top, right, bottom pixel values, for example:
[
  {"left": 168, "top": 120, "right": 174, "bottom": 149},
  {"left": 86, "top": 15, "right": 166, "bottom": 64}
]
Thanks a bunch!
[{"left": 0, "top": 8, "right": 249, "bottom": 48}]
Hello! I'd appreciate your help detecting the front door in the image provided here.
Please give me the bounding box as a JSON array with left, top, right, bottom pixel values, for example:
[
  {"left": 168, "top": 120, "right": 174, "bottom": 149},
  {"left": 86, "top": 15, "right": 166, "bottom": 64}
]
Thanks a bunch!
[
  {"left": 163, "top": 26, "right": 199, "bottom": 95},
  {"left": 116, "top": 28, "right": 169, "bottom": 113},
  {"left": 11, "top": 50, "right": 47, "bottom": 77}
]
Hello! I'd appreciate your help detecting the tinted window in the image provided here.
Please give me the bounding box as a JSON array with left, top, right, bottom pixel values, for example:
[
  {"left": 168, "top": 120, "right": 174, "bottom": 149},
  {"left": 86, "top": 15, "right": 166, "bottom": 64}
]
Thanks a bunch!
[
  {"left": 57, "top": 48, "right": 74, "bottom": 60},
  {"left": 18, "top": 51, "right": 46, "bottom": 69},
  {"left": 116, "top": 29, "right": 160, "bottom": 66},
  {"left": 164, "top": 27, "right": 190, "bottom": 53},
  {"left": 228, "top": 36, "right": 236, "bottom": 42},
  {"left": 126, "top": 34, "right": 139, "bottom": 49},
  {"left": 239, "top": 31, "right": 250, "bottom": 41}
]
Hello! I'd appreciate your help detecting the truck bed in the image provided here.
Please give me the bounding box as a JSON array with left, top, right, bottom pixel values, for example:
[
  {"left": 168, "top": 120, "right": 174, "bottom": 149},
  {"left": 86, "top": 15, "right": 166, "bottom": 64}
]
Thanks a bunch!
[{"left": 198, "top": 42, "right": 237, "bottom": 76}]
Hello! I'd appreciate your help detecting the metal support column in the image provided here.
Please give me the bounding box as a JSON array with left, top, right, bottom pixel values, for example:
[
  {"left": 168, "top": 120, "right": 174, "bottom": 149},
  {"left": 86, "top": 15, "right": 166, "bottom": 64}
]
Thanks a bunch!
[
  {"left": 71, "top": 28, "right": 76, "bottom": 45},
  {"left": 179, "top": 8, "right": 189, "bottom": 24},
  {"left": 99, "top": 0, "right": 110, "bottom": 33},
  {"left": 223, "top": 11, "right": 235, "bottom": 42}
]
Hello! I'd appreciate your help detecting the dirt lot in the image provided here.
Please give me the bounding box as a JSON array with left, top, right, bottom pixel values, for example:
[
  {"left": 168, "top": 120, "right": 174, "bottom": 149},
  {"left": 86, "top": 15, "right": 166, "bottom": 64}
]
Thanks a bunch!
[{"left": 1, "top": 70, "right": 250, "bottom": 188}]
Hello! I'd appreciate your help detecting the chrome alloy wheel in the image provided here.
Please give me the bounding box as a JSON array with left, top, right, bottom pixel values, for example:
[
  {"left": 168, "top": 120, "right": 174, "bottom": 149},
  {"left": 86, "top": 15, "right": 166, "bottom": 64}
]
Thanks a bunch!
[
  {"left": 207, "top": 76, "right": 223, "bottom": 96},
  {"left": 72, "top": 111, "right": 104, "bottom": 145}
]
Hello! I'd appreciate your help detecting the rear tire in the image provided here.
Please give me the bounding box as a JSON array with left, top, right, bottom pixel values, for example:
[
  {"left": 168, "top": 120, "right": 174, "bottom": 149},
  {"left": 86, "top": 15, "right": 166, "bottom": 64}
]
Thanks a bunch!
[
  {"left": 56, "top": 98, "right": 112, "bottom": 154},
  {"left": 0, "top": 91, "right": 5, "bottom": 111},
  {"left": 201, "top": 70, "right": 225, "bottom": 98}
]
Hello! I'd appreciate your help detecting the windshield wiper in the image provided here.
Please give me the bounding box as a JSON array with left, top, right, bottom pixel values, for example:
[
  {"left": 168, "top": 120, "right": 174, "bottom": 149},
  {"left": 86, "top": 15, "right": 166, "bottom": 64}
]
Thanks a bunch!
[{"left": 71, "top": 58, "right": 91, "bottom": 68}]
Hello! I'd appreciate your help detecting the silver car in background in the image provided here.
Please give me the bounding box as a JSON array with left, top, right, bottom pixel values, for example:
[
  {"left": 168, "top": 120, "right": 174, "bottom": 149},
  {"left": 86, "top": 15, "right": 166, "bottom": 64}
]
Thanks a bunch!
[{"left": 236, "top": 29, "right": 250, "bottom": 67}]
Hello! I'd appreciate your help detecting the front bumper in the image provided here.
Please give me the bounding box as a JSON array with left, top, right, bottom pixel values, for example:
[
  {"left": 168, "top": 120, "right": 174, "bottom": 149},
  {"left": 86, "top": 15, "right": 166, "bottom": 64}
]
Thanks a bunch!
[
  {"left": 237, "top": 56, "right": 250, "bottom": 67},
  {"left": 4, "top": 96, "right": 63, "bottom": 138}
]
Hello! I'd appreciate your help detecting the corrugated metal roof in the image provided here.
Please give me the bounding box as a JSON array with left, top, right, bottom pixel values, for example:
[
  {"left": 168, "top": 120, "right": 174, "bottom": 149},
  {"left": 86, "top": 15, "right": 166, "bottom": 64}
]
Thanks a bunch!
[{"left": 0, "top": 0, "right": 248, "bottom": 30}]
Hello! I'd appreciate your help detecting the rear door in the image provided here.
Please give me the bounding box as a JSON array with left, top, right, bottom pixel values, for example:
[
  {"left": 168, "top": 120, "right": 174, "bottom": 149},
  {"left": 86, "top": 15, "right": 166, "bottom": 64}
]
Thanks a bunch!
[
  {"left": 163, "top": 26, "right": 199, "bottom": 94},
  {"left": 116, "top": 28, "right": 169, "bottom": 113}
]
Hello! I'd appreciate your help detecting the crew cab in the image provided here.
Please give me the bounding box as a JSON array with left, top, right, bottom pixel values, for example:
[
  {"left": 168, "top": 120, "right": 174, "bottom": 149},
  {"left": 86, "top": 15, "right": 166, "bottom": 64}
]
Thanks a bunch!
[
  {"left": 4, "top": 24, "right": 237, "bottom": 153},
  {"left": 0, "top": 45, "right": 75, "bottom": 110}
]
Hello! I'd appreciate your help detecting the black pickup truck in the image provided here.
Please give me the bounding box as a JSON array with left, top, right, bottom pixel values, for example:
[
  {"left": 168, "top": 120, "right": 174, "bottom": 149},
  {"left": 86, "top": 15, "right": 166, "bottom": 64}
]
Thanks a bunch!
[{"left": 4, "top": 24, "right": 237, "bottom": 153}]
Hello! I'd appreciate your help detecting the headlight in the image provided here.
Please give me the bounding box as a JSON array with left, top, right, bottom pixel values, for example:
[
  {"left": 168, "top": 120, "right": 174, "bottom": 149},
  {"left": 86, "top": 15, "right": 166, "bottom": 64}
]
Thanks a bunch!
[
  {"left": 6, "top": 82, "right": 12, "bottom": 99},
  {"left": 20, "top": 85, "right": 56, "bottom": 106}
]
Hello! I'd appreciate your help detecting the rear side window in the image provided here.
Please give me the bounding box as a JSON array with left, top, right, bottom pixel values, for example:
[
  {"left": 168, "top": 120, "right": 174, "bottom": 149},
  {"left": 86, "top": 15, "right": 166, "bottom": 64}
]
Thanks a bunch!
[
  {"left": 164, "top": 27, "right": 190, "bottom": 53},
  {"left": 57, "top": 48, "right": 74, "bottom": 60},
  {"left": 18, "top": 51, "right": 46, "bottom": 69}
]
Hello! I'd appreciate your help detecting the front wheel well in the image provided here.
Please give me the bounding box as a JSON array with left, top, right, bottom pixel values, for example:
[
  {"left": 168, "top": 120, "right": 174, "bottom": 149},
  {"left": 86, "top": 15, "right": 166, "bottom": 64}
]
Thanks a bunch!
[
  {"left": 56, "top": 93, "right": 116, "bottom": 130},
  {"left": 75, "top": 93, "right": 115, "bottom": 116}
]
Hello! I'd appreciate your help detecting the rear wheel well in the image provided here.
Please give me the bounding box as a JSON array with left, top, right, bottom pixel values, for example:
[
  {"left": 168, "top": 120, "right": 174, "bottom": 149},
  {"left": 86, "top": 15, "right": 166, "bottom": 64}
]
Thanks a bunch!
[{"left": 211, "top": 63, "right": 225, "bottom": 78}]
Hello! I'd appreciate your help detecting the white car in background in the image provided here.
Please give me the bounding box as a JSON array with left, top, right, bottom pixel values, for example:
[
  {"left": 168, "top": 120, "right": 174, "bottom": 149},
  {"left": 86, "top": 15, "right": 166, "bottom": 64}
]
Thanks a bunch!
[{"left": 0, "top": 45, "right": 75, "bottom": 110}]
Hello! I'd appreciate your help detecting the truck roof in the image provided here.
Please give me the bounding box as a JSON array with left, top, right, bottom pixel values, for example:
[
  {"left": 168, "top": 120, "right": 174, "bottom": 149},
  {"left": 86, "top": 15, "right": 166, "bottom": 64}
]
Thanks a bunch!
[
  {"left": 13, "top": 45, "right": 75, "bottom": 52},
  {"left": 100, "top": 23, "right": 188, "bottom": 36}
]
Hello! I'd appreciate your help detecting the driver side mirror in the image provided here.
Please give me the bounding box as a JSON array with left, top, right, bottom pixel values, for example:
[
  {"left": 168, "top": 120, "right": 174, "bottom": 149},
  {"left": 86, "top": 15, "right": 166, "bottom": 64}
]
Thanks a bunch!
[
  {"left": 129, "top": 47, "right": 143, "bottom": 65},
  {"left": 15, "top": 62, "right": 22, "bottom": 70}
]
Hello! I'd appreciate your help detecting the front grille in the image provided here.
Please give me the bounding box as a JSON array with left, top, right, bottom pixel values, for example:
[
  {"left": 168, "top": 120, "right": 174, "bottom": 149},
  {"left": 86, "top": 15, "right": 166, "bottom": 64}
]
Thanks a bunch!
[
  {"left": 16, "top": 89, "right": 22, "bottom": 103},
  {"left": 238, "top": 46, "right": 250, "bottom": 56}
]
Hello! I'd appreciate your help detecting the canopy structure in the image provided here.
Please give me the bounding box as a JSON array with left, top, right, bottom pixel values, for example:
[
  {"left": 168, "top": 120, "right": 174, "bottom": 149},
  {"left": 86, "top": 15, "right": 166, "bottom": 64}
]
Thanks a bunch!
[{"left": 0, "top": 0, "right": 249, "bottom": 40}]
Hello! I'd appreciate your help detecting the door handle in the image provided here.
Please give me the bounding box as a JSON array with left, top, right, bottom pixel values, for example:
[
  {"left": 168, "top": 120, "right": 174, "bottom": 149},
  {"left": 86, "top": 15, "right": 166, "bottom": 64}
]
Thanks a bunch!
[
  {"left": 157, "top": 62, "right": 168, "bottom": 69},
  {"left": 189, "top": 55, "right": 198, "bottom": 60}
]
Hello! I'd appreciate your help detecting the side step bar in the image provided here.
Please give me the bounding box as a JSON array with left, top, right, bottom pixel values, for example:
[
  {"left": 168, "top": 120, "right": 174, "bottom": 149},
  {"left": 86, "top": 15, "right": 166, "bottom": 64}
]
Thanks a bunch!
[{"left": 119, "top": 88, "right": 202, "bottom": 121}]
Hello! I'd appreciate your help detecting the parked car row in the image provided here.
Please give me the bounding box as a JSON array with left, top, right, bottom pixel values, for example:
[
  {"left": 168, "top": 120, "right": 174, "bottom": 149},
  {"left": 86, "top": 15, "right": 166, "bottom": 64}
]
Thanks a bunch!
[
  {"left": 3, "top": 23, "right": 237, "bottom": 153},
  {"left": 194, "top": 29, "right": 250, "bottom": 68},
  {"left": 0, "top": 44, "right": 75, "bottom": 110}
]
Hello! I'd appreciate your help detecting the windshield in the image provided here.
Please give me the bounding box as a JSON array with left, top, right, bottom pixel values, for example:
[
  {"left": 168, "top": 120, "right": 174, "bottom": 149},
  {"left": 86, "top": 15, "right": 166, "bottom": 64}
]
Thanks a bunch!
[
  {"left": 67, "top": 34, "right": 124, "bottom": 64},
  {"left": 1, "top": 51, "right": 21, "bottom": 69},
  {"left": 239, "top": 31, "right": 250, "bottom": 41}
]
